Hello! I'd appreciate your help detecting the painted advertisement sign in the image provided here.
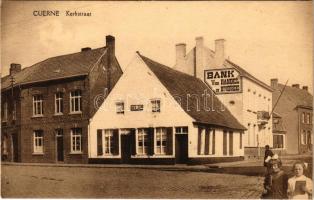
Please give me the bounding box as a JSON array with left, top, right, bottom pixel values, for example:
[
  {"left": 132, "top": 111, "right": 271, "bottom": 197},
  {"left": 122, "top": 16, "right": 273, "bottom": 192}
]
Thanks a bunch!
[{"left": 204, "top": 68, "right": 242, "bottom": 94}]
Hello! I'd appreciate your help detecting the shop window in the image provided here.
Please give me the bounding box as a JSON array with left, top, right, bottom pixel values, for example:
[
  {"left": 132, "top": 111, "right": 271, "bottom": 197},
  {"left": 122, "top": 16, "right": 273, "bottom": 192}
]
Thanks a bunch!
[
  {"left": 33, "top": 130, "right": 44, "bottom": 153},
  {"left": 71, "top": 128, "right": 82, "bottom": 153},
  {"left": 273, "top": 134, "right": 284, "bottom": 148},
  {"left": 33, "top": 95, "right": 43, "bottom": 116},
  {"left": 156, "top": 128, "right": 167, "bottom": 154},
  {"left": 116, "top": 102, "right": 124, "bottom": 114},
  {"left": 151, "top": 99, "right": 161, "bottom": 113},
  {"left": 55, "top": 92, "right": 64, "bottom": 114},
  {"left": 70, "top": 90, "right": 82, "bottom": 113},
  {"left": 137, "top": 129, "right": 149, "bottom": 155}
]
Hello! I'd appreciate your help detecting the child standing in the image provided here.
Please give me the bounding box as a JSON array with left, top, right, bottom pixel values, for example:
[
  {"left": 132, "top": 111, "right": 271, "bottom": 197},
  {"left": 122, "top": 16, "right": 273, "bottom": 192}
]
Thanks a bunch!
[
  {"left": 262, "top": 157, "right": 288, "bottom": 199},
  {"left": 287, "top": 161, "right": 313, "bottom": 199}
]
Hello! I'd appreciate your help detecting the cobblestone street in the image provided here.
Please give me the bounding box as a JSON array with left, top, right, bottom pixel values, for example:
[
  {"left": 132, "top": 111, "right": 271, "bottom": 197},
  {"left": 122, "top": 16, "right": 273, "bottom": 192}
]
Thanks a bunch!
[{"left": 1, "top": 164, "right": 264, "bottom": 198}]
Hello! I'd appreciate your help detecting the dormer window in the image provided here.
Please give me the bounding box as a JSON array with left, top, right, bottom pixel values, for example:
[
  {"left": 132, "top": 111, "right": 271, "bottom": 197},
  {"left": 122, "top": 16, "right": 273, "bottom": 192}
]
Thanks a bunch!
[
  {"left": 116, "top": 101, "right": 124, "bottom": 114},
  {"left": 151, "top": 99, "right": 161, "bottom": 113}
]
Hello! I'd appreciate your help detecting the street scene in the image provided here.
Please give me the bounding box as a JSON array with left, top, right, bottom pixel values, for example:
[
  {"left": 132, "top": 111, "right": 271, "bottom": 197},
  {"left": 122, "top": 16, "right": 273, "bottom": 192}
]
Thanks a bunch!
[{"left": 1, "top": 1, "right": 313, "bottom": 199}]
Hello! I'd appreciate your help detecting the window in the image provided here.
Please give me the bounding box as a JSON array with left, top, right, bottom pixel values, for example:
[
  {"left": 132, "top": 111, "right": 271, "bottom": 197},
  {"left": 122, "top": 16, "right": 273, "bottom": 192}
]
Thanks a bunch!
[
  {"left": 137, "top": 129, "right": 148, "bottom": 155},
  {"left": 151, "top": 99, "right": 161, "bottom": 112},
  {"left": 71, "top": 128, "right": 82, "bottom": 153},
  {"left": 273, "top": 134, "right": 284, "bottom": 148},
  {"left": 55, "top": 92, "right": 64, "bottom": 114},
  {"left": 33, "top": 130, "right": 44, "bottom": 153},
  {"left": 198, "top": 128, "right": 215, "bottom": 155},
  {"left": 3, "top": 102, "right": 8, "bottom": 121},
  {"left": 229, "top": 131, "right": 233, "bottom": 155},
  {"left": 104, "top": 130, "right": 114, "bottom": 155},
  {"left": 2, "top": 136, "right": 8, "bottom": 155},
  {"left": 33, "top": 95, "right": 43, "bottom": 116},
  {"left": 12, "top": 101, "right": 16, "bottom": 120},
  {"left": 116, "top": 102, "right": 124, "bottom": 114},
  {"left": 156, "top": 128, "right": 167, "bottom": 154},
  {"left": 223, "top": 131, "right": 228, "bottom": 155},
  {"left": 302, "top": 113, "right": 305, "bottom": 123},
  {"left": 70, "top": 90, "right": 82, "bottom": 113},
  {"left": 240, "top": 133, "right": 243, "bottom": 149},
  {"left": 97, "top": 130, "right": 103, "bottom": 156},
  {"left": 306, "top": 113, "right": 310, "bottom": 124},
  {"left": 175, "top": 127, "right": 188, "bottom": 134},
  {"left": 301, "top": 130, "right": 307, "bottom": 145}
]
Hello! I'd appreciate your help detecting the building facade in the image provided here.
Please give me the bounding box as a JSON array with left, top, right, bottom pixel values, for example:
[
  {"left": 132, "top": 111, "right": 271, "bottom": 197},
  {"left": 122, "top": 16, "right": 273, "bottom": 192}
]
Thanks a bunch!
[
  {"left": 271, "top": 79, "right": 312, "bottom": 154},
  {"left": 173, "top": 37, "right": 273, "bottom": 157},
  {"left": 88, "top": 53, "right": 246, "bottom": 164},
  {"left": 1, "top": 36, "right": 123, "bottom": 163},
  {"left": 272, "top": 112, "right": 286, "bottom": 152}
]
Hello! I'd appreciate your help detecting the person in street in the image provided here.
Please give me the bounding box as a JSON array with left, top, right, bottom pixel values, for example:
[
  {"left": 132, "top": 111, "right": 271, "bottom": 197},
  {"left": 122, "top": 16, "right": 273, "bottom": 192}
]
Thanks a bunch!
[
  {"left": 262, "top": 156, "right": 288, "bottom": 199},
  {"left": 287, "top": 161, "right": 312, "bottom": 199},
  {"left": 264, "top": 145, "right": 274, "bottom": 174}
]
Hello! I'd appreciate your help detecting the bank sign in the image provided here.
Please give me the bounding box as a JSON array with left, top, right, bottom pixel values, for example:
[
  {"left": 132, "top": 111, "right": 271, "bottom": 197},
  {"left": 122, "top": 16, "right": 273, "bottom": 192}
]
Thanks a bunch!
[{"left": 204, "top": 68, "right": 242, "bottom": 94}]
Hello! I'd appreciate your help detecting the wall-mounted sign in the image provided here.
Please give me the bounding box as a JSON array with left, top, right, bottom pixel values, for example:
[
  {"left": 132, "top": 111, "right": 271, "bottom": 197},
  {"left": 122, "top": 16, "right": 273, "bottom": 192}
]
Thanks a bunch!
[
  {"left": 204, "top": 68, "right": 242, "bottom": 94},
  {"left": 130, "top": 105, "right": 144, "bottom": 111}
]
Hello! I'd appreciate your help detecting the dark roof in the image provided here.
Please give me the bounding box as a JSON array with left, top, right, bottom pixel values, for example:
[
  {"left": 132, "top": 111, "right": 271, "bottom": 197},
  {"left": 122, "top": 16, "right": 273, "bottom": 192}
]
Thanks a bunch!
[
  {"left": 226, "top": 60, "right": 273, "bottom": 92},
  {"left": 273, "top": 83, "right": 313, "bottom": 111},
  {"left": 139, "top": 53, "right": 246, "bottom": 131},
  {"left": 1, "top": 47, "right": 107, "bottom": 90}
]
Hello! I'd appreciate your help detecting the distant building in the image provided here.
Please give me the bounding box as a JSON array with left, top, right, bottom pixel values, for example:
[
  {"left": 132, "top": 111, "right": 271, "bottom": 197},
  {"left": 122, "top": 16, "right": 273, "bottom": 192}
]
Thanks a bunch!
[
  {"left": 272, "top": 112, "right": 286, "bottom": 150},
  {"left": 271, "top": 79, "right": 313, "bottom": 154},
  {"left": 1, "top": 35, "right": 123, "bottom": 163},
  {"left": 89, "top": 52, "right": 246, "bottom": 164},
  {"left": 173, "top": 37, "right": 273, "bottom": 157}
]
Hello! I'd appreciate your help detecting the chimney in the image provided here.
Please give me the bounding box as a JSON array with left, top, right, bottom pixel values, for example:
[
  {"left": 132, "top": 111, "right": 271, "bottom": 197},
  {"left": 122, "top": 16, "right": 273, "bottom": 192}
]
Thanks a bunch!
[
  {"left": 81, "top": 47, "right": 91, "bottom": 52},
  {"left": 292, "top": 84, "right": 300, "bottom": 89},
  {"left": 302, "top": 86, "right": 308, "bottom": 91},
  {"left": 215, "top": 39, "right": 225, "bottom": 67},
  {"left": 10, "top": 63, "right": 22, "bottom": 76},
  {"left": 270, "top": 78, "right": 278, "bottom": 88},
  {"left": 106, "top": 35, "right": 115, "bottom": 56},
  {"left": 195, "top": 36, "right": 204, "bottom": 78},
  {"left": 175, "top": 43, "right": 186, "bottom": 64}
]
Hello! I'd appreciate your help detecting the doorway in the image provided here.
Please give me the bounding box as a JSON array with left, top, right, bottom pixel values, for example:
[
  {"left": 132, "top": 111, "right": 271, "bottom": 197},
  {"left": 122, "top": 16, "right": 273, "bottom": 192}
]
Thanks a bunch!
[
  {"left": 56, "top": 129, "right": 64, "bottom": 162},
  {"left": 11, "top": 133, "right": 18, "bottom": 162},
  {"left": 120, "top": 129, "right": 134, "bottom": 164},
  {"left": 175, "top": 134, "right": 188, "bottom": 163}
]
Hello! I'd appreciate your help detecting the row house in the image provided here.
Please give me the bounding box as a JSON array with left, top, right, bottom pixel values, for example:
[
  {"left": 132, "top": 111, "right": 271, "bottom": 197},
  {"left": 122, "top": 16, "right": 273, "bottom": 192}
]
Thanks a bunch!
[
  {"left": 271, "top": 79, "right": 312, "bottom": 154},
  {"left": 88, "top": 52, "right": 246, "bottom": 164},
  {"left": 1, "top": 35, "right": 123, "bottom": 163},
  {"left": 173, "top": 37, "right": 274, "bottom": 158}
]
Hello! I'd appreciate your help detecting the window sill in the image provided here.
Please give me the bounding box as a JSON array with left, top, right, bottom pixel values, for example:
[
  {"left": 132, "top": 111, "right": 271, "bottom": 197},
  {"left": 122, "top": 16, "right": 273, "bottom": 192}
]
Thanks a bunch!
[
  {"left": 69, "top": 152, "right": 83, "bottom": 155},
  {"left": 131, "top": 154, "right": 174, "bottom": 158},
  {"left": 54, "top": 113, "right": 64, "bottom": 116},
  {"left": 32, "top": 115, "right": 44, "bottom": 118},
  {"left": 69, "top": 112, "right": 82, "bottom": 115},
  {"left": 32, "top": 152, "right": 44, "bottom": 155},
  {"left": 97, "top": 155, "right": 121, "bottom": 158}
]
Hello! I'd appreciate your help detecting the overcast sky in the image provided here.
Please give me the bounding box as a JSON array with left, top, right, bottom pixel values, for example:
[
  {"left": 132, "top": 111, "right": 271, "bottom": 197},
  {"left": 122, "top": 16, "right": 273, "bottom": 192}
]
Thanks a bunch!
[{"left": 1, "top": 1, "right": 313, "bottom": 92}]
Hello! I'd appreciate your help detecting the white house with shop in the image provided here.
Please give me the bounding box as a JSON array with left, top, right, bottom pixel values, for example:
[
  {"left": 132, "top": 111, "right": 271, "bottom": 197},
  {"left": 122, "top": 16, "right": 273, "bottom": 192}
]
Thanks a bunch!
[
  {"left": 174, "top": 37, "right": 274, "bottom": 157},
  {"left": 88, "top": 52, "right": 246, "bottom": 164}
]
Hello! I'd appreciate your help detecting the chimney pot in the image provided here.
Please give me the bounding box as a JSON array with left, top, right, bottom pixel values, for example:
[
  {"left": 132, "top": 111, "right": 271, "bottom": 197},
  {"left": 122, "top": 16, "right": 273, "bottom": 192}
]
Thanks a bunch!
[
  {"left": 106, "top": 35, "right": 115, "bottom": 55},
  {"left": 10, "top": 63, "right": 22, "bottom": 76},
  {"left": 81, "top": 47, "right": 91, "bottom": 52},
  {"left": 215, "top": 39, "right": 225, "bottom": 67},
  {"left": 270, "top": 78, "right": 278, "bottom": 88},
  {"left": 302, "top": 86, "right": 308, "bottom": 91},
  {"left": 195, "top": 36, "right": 204, "bottom": 47},
  {"left": 292, "top": 84, "right": 300, "bottom": 89}
]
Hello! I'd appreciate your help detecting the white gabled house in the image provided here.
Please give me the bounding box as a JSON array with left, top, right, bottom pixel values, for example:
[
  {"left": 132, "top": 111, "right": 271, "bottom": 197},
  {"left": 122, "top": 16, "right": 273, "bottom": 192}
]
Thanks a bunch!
[{"left": 88, "top": 52, "right": 246, "bottom": 164}]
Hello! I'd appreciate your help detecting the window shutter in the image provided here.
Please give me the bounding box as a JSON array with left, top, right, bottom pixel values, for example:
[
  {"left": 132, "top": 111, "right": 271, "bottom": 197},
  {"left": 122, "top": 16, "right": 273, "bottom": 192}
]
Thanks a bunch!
[
  {"left": 112, "top": 129, "right": 119, "bottom": 155},
  {"left": 148, "top": 128, "right": 154, "bottom": 156},
  {"left": 205, "top": 129, "right": 210, "bottom": 155},
  {"left": 223, "top": 131, "right": 227, "bottom": 155},
  {"left": 229, "top": 131, "right": 233, "bottom": 156},
  {"left": 212, "top": 130, "right": 215, "bottom": 154},
  {"left": 97, "top": 130, "right": 103, "bottom": 156},
  {"left": 198, "top": 128, "right": 202, "bottom": 155},
  {"left": 166, "top": 127, "right": 173, "bottom": 155},
  {"left": 131, "top": 129, "right": 136, "bottom": 155}
]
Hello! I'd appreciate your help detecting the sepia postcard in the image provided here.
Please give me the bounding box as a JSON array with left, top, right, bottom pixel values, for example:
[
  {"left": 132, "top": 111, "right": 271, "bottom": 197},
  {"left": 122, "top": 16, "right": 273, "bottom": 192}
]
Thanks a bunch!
[{"left": 1, "top": 0, "right": 313, "bottom": 199}]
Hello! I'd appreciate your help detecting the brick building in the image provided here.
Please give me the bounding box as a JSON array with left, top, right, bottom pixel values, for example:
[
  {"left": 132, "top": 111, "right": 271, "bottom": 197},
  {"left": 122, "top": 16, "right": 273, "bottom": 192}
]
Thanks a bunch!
[
  {"left": 1, "top": 35, "right": 123, "bottom": 163},
  {"left": 271, "top": 79, "right": 313, "bottom": 154}
]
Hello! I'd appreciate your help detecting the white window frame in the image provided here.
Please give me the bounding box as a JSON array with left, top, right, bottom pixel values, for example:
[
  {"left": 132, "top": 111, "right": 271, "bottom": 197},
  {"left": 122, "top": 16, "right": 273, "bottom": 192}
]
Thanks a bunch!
[
  {"left": 2, "top": 135, "right": 8, "bottom": 155},
  {"left": 116, "top": 101, "right": 124, "bottom": 114},
  {"left": 175, "top": 127, "right": 188, "bottom": 134},
  {"left": 33, "top": 95, "right": 43, "bottom": 117},
  {"left": 301, "top": 130, "right": 307, "bottom": 145},
  {"left": 71, "top": 128, "right": 82, "bottom": 153},
  {"left": 151, "top": 99, "right": 161, "bottom": 113},
  {"left": 104, "top": 129, "right": 114, "bottom": 155},
  {"left": 70, "top": 90, "right": 82, "bottom": 113},
  {"left": 137, "top": 129, "right": 148, "bottom": 155},
  {"left": 3, "top": 102, "right": 8, "bottom": 122},
  {"left": 302, "top": 112, "right": 305, "bottom": 123},
  {"left": 33, "top": 130, "right": 44, "bottom": 154},
  {"left": 55, "top": 92, "right": 64, "bottom": 114},
  {"left": 155, "top": 128, "right": 167, "bottom": 155},
  {"left": 306, "top": 113, "right": 310, "bottom": 124}
]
